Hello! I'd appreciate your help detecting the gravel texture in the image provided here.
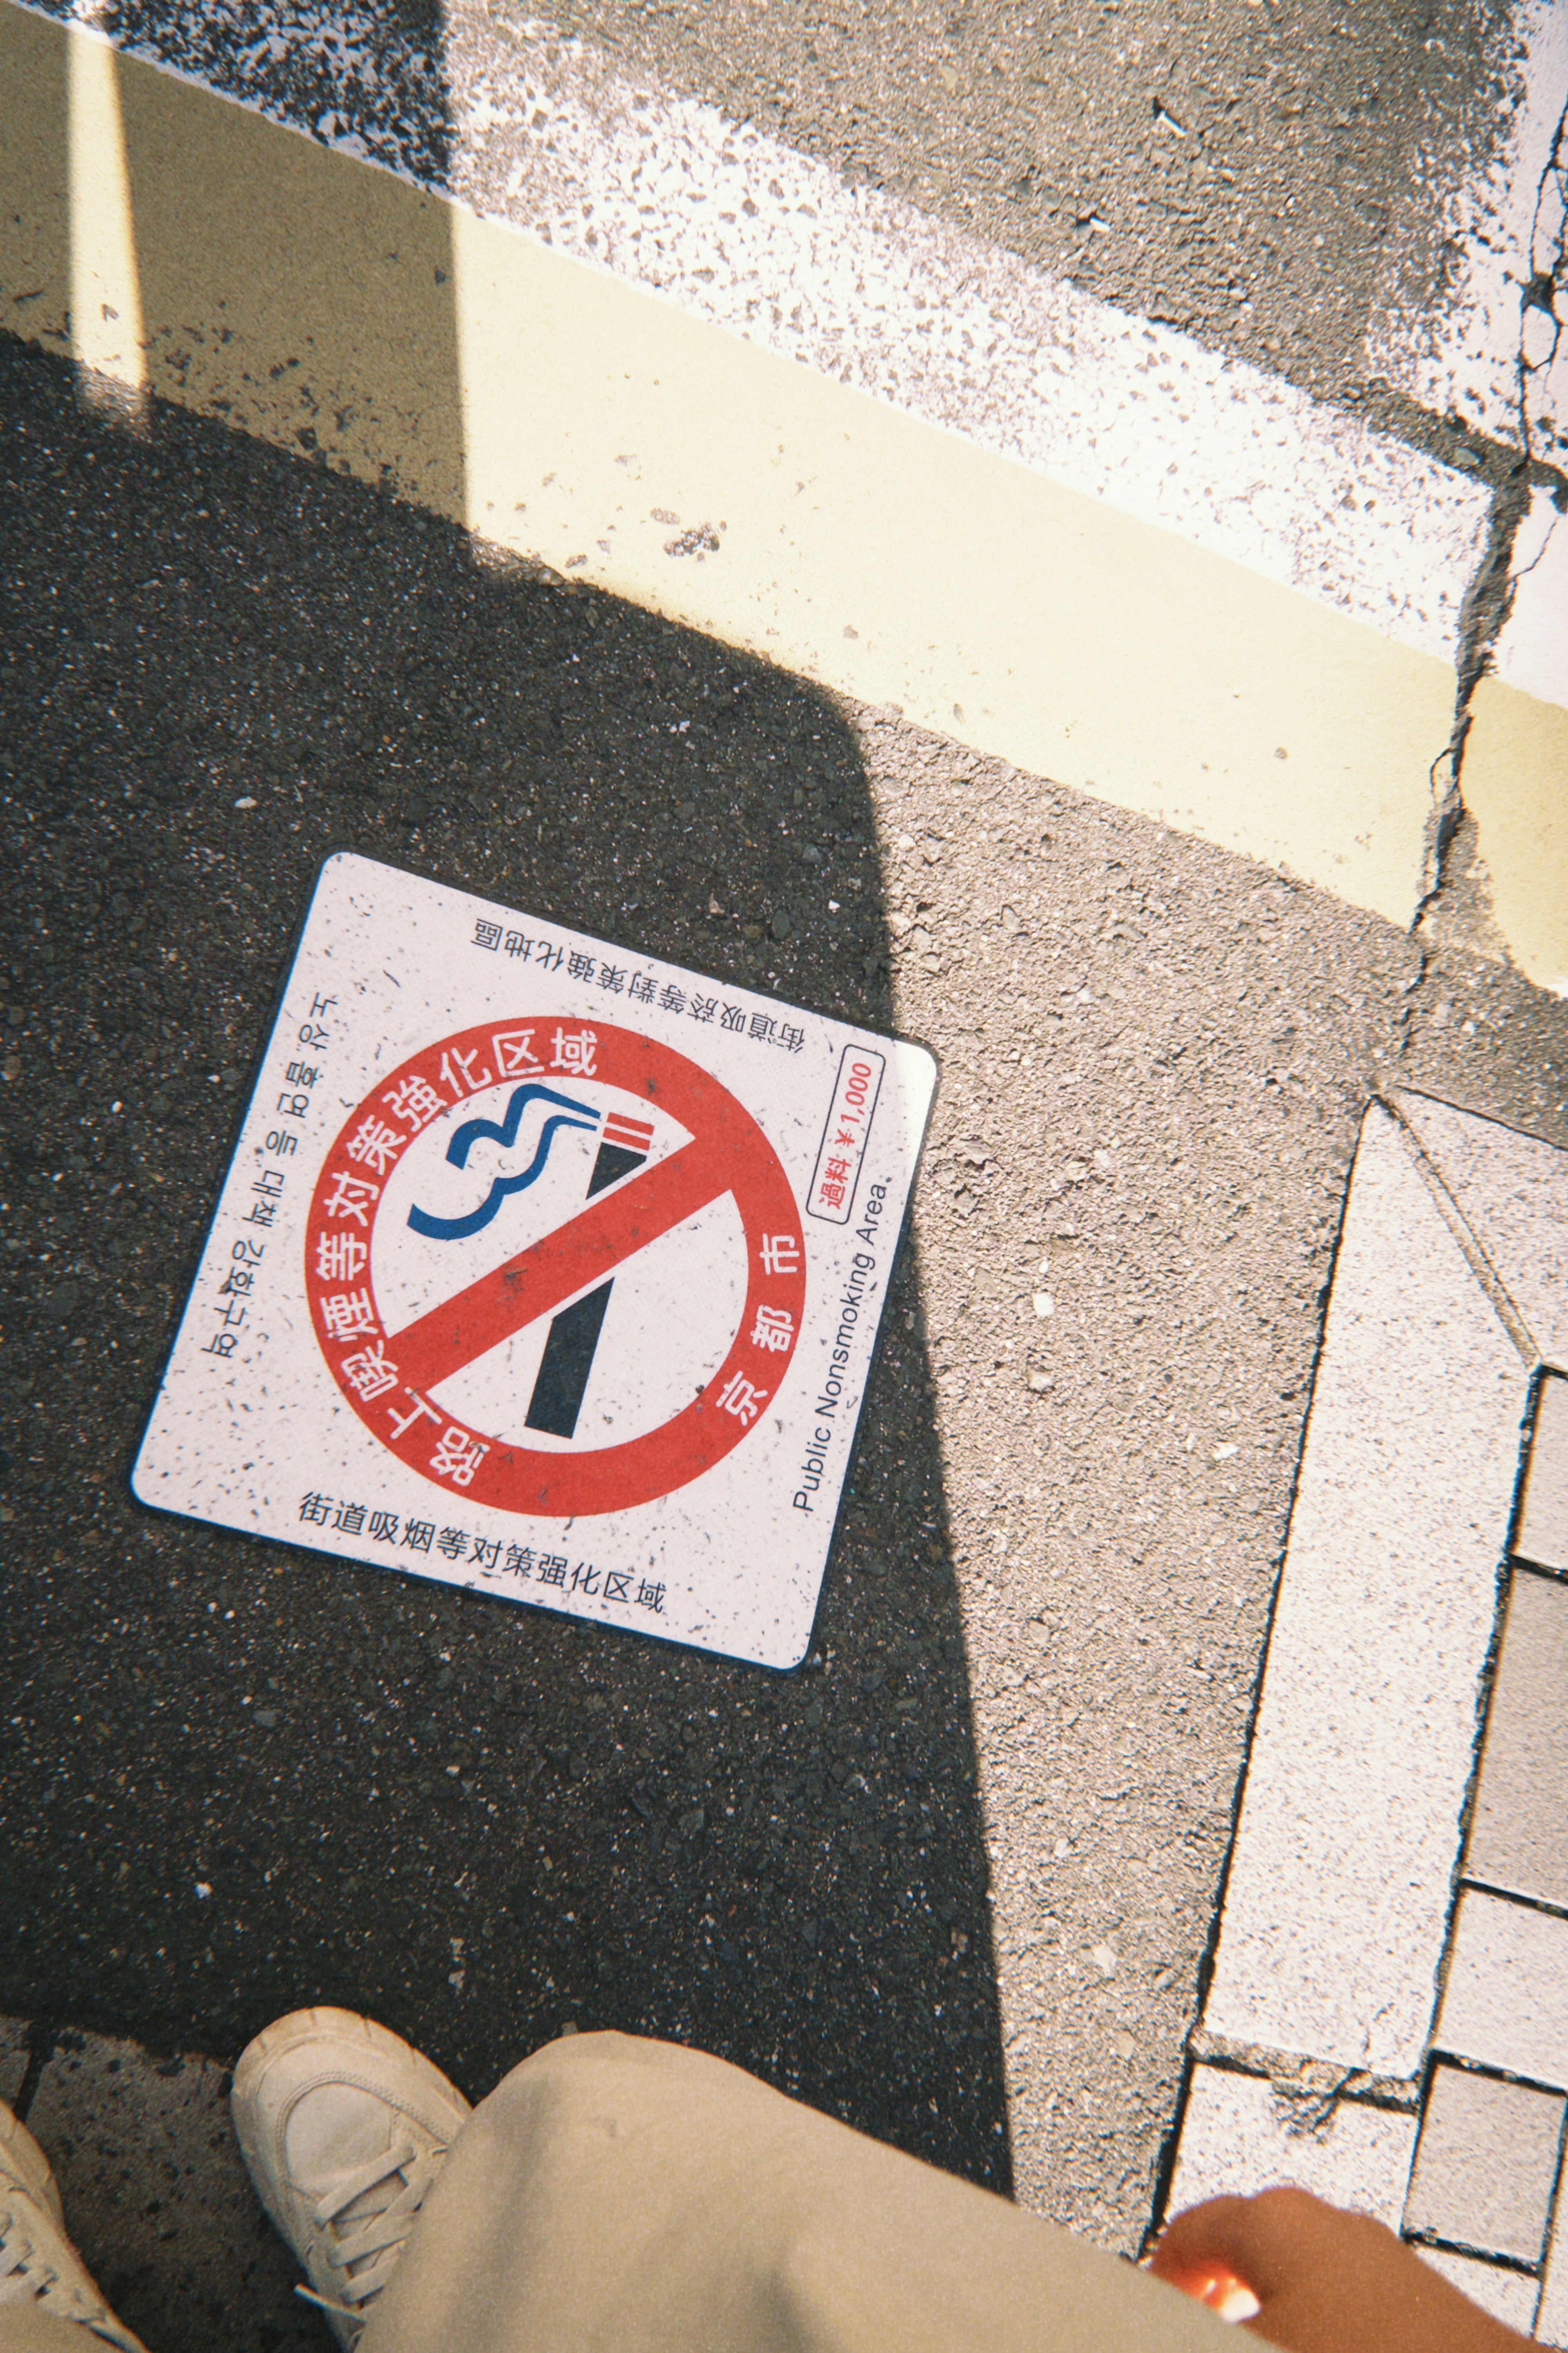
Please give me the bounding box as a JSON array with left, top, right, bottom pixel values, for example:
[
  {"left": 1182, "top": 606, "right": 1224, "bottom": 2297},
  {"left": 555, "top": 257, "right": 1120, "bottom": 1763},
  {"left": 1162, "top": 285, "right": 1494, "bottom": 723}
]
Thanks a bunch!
[{"left": 51, "top": 0, "right": 1536, "bottom": 487}]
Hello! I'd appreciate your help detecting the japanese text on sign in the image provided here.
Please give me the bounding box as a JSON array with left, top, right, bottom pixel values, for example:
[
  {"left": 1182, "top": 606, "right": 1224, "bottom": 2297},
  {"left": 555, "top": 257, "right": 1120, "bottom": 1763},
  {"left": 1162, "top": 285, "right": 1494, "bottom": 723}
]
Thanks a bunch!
[
  {"left": 203, "top": 990, "right": 338, "bottom": 1361},
  {"left": 807, "top": 1046, "right": 885, "bottom": 1224}
]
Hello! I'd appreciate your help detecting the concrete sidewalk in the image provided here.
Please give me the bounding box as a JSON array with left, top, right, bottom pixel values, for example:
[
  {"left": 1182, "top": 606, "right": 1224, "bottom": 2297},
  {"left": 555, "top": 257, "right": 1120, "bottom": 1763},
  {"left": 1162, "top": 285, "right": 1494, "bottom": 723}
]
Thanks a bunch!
[{"left": 1165, "top": 1092, "right": 1568, "bottom": 2344}]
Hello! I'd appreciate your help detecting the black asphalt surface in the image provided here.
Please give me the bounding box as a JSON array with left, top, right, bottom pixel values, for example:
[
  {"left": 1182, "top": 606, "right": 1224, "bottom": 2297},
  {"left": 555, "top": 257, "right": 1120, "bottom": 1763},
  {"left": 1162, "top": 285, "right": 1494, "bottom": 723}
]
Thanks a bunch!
[{"left": 0, "top": 331, "right": 1012, "bottom": 2197}]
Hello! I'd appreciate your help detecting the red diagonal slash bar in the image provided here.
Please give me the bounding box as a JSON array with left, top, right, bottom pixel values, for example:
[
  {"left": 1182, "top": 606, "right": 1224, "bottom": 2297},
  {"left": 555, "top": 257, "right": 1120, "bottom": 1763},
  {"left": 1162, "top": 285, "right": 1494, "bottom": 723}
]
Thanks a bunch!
[{"left": 387, "top": 1140, "right": 726, "bottom": 1394}]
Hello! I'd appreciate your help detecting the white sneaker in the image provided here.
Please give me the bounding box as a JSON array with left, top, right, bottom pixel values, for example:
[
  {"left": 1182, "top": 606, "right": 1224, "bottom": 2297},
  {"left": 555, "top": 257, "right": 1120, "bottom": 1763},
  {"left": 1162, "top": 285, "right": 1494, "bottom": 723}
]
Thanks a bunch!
[
  {"left": 0, "top": 2101, "right": 150, "bottom": 2350},
  {"left": 231, "top": 2006, "right": 471, "bottom": 2349}
]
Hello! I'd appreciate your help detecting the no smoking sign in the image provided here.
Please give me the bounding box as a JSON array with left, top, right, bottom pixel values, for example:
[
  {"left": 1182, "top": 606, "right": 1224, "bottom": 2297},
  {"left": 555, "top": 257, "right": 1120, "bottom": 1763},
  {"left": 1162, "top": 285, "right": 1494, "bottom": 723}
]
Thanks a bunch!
[
  {"left": 307, "top": 1018, "right": 807, "bottom": 1517},
  {"left": 134, "top": 855, "right": 937, "bottom": 1668}
]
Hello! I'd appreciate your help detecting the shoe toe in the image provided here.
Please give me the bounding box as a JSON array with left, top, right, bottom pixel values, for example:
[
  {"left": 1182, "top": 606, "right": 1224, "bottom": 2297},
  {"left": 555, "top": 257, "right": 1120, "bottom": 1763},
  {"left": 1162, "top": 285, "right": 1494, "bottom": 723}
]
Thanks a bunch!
[{"left": 231, "top": 2008, "right": 470, "bottom": 2246}]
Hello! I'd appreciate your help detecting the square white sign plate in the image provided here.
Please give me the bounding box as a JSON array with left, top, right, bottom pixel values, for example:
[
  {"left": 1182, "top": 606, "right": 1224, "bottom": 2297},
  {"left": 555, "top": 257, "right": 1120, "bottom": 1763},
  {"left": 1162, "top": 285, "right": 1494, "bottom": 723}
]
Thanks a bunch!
[{"left": 132, "top": 852, "right": 938, "bottom": 1669}]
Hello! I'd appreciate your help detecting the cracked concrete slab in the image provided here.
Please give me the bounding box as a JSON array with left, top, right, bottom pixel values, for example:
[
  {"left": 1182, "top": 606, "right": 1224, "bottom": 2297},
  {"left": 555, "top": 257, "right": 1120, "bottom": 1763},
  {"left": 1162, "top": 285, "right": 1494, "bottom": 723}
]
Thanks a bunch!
[
  {"left": 1165, "top": 2065, "right": 1417, "bottom": 2228},
  {"left": 1199, "top": 1102, "right": 1529, "bottom": 2079}
]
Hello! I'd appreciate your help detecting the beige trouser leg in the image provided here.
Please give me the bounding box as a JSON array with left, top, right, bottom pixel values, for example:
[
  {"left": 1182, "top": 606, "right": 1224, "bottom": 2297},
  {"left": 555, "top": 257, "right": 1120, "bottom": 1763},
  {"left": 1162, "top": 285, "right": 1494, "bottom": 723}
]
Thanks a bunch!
[
  {"left": 0, "top": 2324, "right": 85, "bottom": 2351},
  {"left": 361, "top": 2031, "right": 1231, "bottom": 2353}
]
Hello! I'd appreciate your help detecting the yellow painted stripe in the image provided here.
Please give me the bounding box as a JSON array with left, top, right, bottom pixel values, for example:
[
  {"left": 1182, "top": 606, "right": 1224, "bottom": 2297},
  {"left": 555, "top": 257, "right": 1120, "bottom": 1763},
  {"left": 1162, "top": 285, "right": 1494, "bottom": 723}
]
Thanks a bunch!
[
  {"left": 1460, "top": 678, "right": 1568, "bottom": 996},
  {"left": 4, "top": 1, "right": 1463, "bottom": 933}
]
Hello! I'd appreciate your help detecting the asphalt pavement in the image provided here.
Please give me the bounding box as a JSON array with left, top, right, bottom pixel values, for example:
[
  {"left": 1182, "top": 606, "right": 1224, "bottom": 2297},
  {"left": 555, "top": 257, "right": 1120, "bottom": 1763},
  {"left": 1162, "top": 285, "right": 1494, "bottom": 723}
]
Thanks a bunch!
[
  {"left": 3, "top": 0, "right": 1568, "bottom": 2337},
  {"left": 0, "top": 330, "right": 1018, "bottom": 2203},
  {"left": 5, "top": 310, "right": 1567, "bottom": 2257}
]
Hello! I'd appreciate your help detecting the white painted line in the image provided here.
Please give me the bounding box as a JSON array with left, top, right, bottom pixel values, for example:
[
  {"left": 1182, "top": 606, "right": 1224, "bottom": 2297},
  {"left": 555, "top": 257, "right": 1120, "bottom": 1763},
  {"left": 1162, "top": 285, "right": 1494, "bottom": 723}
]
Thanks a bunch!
[
  {"left": 1166, "top": 2067, "right": 1417, "bottom": 2227},
  {"left": 0, "top": 2, "right": 1498, "bottom": 934},
  {"left": 14, "top": 0, "right": 1492, "bottom": 658},
  {"left": 1202, "top": 1103, "right": 1528, "bottom": 2080},
  {"left": 1365, "top": 0, "right": 1567, "bottom": 467},
  {"left": 427, "top": 15, "right": 1489, "bottom": 664}
]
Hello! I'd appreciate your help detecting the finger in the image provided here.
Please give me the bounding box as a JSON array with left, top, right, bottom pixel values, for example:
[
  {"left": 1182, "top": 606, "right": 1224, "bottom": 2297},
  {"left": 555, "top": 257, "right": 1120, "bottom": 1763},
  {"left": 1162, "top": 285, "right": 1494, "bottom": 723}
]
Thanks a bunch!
[{"left": 1150, "top": 2189, "right": 1338, "bottom": 2306}]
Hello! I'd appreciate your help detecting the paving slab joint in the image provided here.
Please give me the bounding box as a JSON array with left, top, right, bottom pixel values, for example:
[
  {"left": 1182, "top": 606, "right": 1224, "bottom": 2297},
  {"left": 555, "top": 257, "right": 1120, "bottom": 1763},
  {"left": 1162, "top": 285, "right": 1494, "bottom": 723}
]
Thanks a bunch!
[{"left": 1187, "top": 2031, "right": 1423, "bottom": 2116}]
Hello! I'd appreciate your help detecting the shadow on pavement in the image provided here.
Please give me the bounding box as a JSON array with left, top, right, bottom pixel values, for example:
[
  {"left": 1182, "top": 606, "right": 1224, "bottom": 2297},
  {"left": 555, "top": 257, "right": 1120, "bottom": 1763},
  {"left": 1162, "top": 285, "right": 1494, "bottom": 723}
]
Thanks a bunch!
[{"left": 0, "top": 328, "right": 1012, "bottom": 2266}]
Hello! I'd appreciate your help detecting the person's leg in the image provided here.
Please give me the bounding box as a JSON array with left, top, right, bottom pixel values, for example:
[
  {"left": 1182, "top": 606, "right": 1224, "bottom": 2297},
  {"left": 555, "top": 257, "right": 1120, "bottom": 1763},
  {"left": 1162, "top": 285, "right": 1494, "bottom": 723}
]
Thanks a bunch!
[
  {"left": 362, "top": 2030, "right": 1234, "bottom": 2353},
  {"left": 235, "top": 2016, "right": 1232, "bottom": 2353},
  {"left": 0, "top": 2102, "right": 149, "bottom": 2352}
]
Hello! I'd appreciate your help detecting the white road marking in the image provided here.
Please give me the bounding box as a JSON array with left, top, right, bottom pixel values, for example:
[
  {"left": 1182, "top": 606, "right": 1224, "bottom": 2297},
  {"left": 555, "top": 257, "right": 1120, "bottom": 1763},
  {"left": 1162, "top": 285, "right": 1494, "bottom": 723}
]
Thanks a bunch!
[
  {"left": 11, "top": 0, "right": 1564, "bottom": 975},
  {"left": 36, "top": 0, "right": 1492, "bottom": 660},
  {"left": 443, "top": 14, "right": 1490, "bottom": 663},
  {"left": 1366, "top": 0, "right": 1567, "bottom": 468}
]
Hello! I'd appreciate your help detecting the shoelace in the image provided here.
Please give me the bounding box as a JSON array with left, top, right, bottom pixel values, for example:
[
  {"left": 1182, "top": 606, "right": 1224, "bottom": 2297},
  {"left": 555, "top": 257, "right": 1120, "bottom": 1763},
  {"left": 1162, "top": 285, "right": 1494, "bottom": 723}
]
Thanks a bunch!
[
  {"left": 0, "top": 2201, "right": 143, "bottom": 2350},
  {"left": 0, "top": 2209, "right": 57, "bottom": 2309},
  {"left": 293, "top": 2136, "right": 450, "bottom": 2343}
]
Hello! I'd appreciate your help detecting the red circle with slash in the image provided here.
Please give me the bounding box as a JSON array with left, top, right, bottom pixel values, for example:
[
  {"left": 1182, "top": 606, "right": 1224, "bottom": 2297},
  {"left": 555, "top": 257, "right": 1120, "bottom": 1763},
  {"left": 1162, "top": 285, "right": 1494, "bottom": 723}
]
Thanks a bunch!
[{"left": 305, "top": 1018, "right": 805, "bottom": 1517}]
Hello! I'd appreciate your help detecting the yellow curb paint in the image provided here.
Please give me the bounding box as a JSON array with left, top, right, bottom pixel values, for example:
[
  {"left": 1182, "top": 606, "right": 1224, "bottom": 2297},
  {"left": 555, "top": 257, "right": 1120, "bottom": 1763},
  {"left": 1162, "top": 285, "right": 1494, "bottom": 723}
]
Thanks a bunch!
[
  {"left": 1, "top": 1, "right": 466, "bottom": 508},
  {"left": 67, "top": 20, "right": 147, "bottom": 415},
  {"left": 4, "top": 0, "right": 1463, "bottom": 935},
  {"left": 1460, "top": 678, "right": 1568, "bottom": 997}
]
